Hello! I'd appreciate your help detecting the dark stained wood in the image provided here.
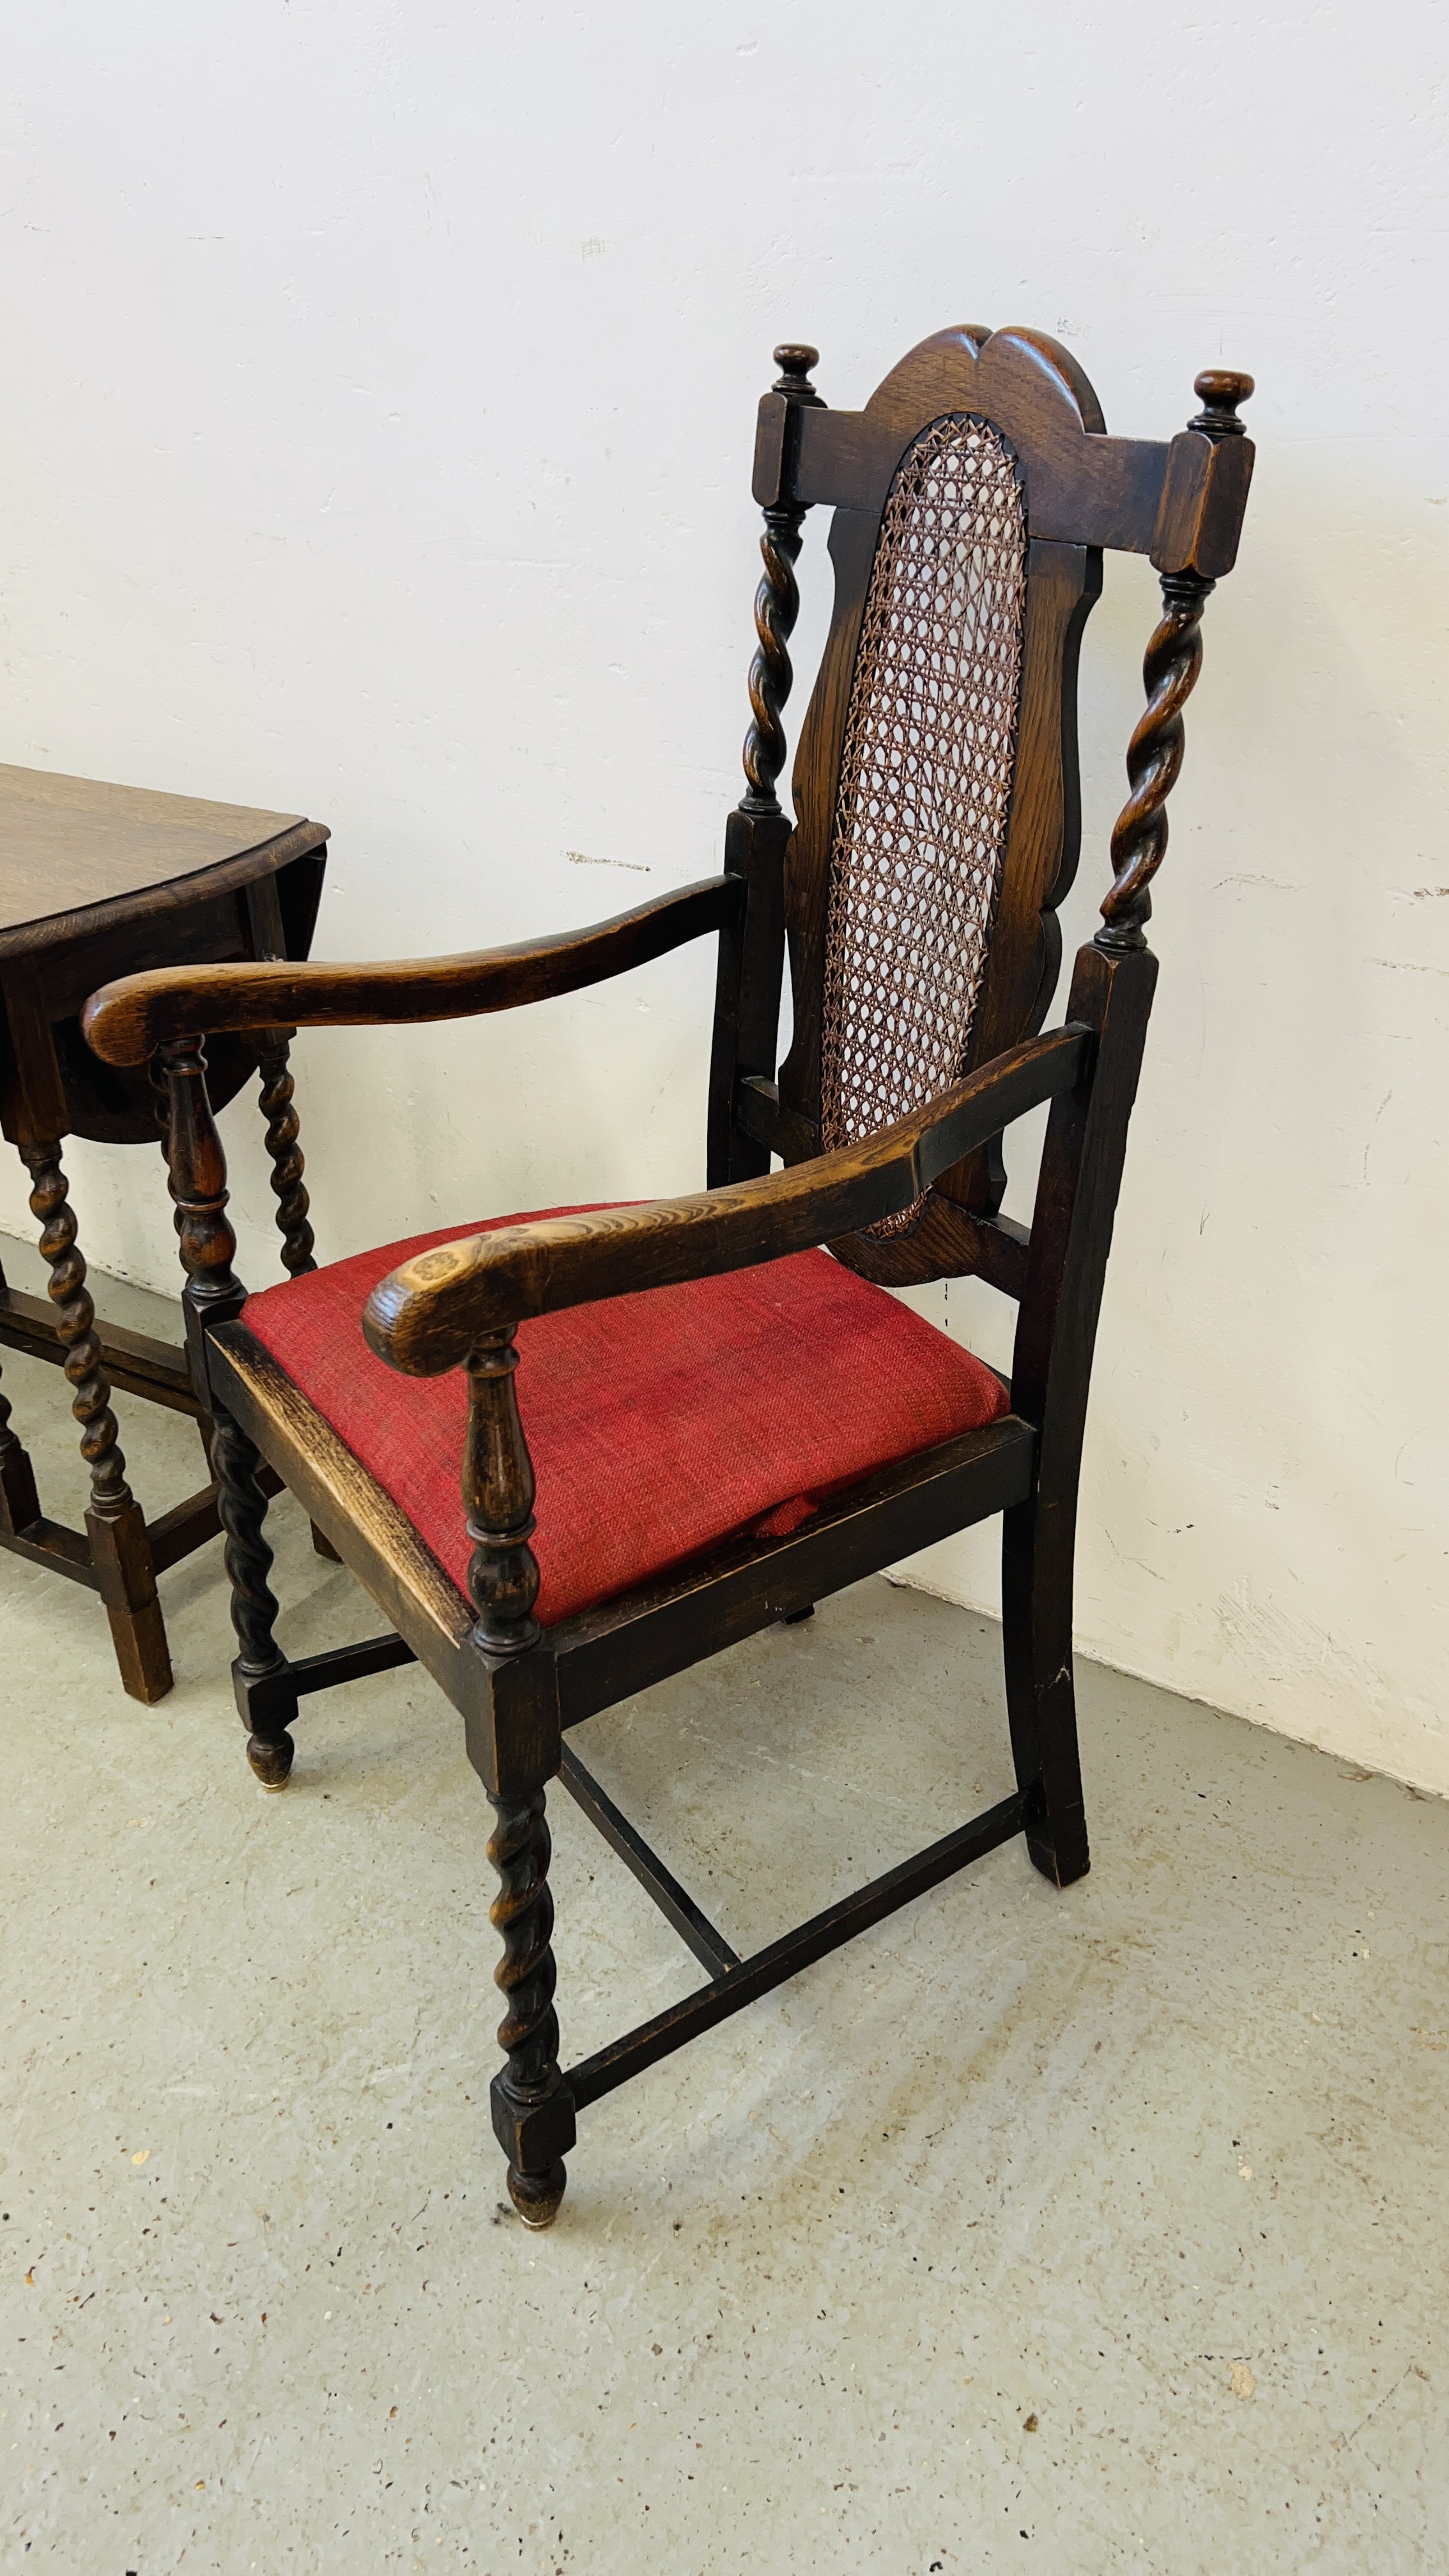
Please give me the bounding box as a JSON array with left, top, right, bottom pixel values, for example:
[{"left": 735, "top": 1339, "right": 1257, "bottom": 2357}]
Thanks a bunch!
[
  {"left": 158, "top": 1032, "right": 298, "bottom": 1778},
  {"left": 81, "top": 323, "right": 1256, "bottom": 2223},
  {"left": 0, "top": 763, "right": 321, "bottom": 960},
  {"left": 19, "top": 1137, "right": 171, "bottom": 1700},
  {"left": 486, "top": 1785, "right": 575, "bottom": 2227},
  {"left": 558, "top": 1742, "right": 740, "bottom": 1979},
  {"left": 567, "top": 1789, "right": 1027, "bottom": 2112},
  {"left": 1100, "top": 573, "right": 1213, "bottom": 950},
  {"left": 204, "top": 1315, "right": 1031, "bottom": 1733},
  {"left": 213, "top": 1392, "right": 296, "bottom": 1789},
  {"left": 243, "top": 871, "right": 319, "bottom": 1277},
  {"left": 762, "top": 328, "right": 1252, "bottom": 578},
  {"left": 256, "top": 1034, "right": 316, "bottom": 1276},
  {"left": 86, "top": 1485, "right": 171, "bottom": 1700},
  {"left": 937, "top": 1211, "right": 1031, "bottom": 1301},
  {"left": 364, "top": 1028, "right": 1089, "bottom": 1373},
  {"left": 1101, "top": 378, "right": 1255, "bottom": 950},
  {"left": 463, "top": 1327, "right": 542, "bottom": 1655},
  {"left": 725, "top": 329, "right": 829, "bottom": 1195},
  {"left": 81, "top": 874, "right": 742, "bottom": 1066},
  {"left": 829, "top": 537, "right": 1105, "bottom": 1278},
  {"left": 204, "top": 1324, "right": 478, "bottom": 1703},
  {"left": 951, "top": 549, "right": 1101, "bottom": 1130},
  {"left": 769, "top": 329, "right": 1251, "bottom": 1299},
  {"left": 751, "top": 342, "right": 825, "bottom": 512},
  {"left": 158, "top": 1038, "right": 248, "bottom": 1377},
  {"left": 0, "top": 1333, "right": 42, "bottom": 1537},
  {"left": 549, "top": 1413, "right": 1035, "bottom": 1727},
  {"left": 1, "top": 969, "right": 68, "bottom": 1147},
  {"left": 706, "top": 809, "right": 792, "bottom": 1188},
  {"left": 731, "top": 1071, "right": 818, "bottom": 1168},
  {"left": 208, "top": 1292, "right": 1034, "bottom": 1722},
  {"left": 790, "top": 394, "right": 1168, "bottom": 548},
  {"left": 1151, "top": 372, "right": 1256, "bottom": 579},
  {"left": 0, "top": 763, "right": 328, "bottom": 1701},
  {"left": 740, "top": 349, "right": 821, "bottom": 812},
  {"left": 143, "top": 1482, "right": 226, "bottom": 1576},
  {"left": 141, "top": 1460, "right": 280, "bottom": 1577},
  {"left": 285, "top": 1630, "right": 418, "bottom": 1699},
  {"left": 0, "top": 1514, "right": 99, "bottom": 1588},
  {"left": 1003, "top": 939, "right": 1157, "bottom": 1885},
  {"left": 0, "top": 843, "right": 326, "bottom": 1151},
  {"left": 778, "top": 341, "right": 1114, "bottom": 1264},
  {"left": 775, "top": 494, "right": 878, "bottom": 1140},
  {"left": 0, "top": 1279, "right": 203, "bottom": 1414}
]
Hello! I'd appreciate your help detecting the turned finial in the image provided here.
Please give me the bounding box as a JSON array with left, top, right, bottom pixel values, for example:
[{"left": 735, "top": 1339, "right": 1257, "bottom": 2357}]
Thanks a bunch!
[
  {"left": 772, "top": 343, "right": 820, "bottom": 399},
  {"left": 1190, "top": 369, "right": 1254, "bottom": 439}
]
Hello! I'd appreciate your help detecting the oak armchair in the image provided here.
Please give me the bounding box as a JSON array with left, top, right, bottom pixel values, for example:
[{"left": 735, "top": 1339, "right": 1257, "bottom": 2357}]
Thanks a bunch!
[{"left": 83, "top": 327, "right": 1255, "bottom": 2228}]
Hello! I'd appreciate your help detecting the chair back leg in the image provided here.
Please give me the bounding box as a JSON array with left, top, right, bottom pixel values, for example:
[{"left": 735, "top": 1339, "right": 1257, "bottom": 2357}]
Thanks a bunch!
[
  {"left": 1002, "top": 1495, "right": 1089, "bottom": 1887},
  {"left": 1004, "top": 937, "right": 1159, "bottom": 1886}
]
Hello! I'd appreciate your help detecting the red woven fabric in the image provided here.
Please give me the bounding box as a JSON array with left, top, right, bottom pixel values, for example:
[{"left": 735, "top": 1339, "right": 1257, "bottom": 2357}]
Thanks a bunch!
[{"left": 242, "top": 1204, "right": 1009, "bottom": 1629}]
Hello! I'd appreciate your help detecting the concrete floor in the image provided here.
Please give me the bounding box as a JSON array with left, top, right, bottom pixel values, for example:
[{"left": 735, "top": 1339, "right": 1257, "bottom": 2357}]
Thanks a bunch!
[{"left": 1, "top": 1236, "right": 1447, "bottom": 2574}]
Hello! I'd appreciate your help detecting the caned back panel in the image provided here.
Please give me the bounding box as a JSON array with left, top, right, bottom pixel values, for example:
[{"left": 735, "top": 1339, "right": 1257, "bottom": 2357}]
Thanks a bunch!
[
  {"left": 778, "top": 328, "right": 1108, "bottom": 1285},
  {"left": 818, "top": 413, "right": 1029, "bottom": 1232}
]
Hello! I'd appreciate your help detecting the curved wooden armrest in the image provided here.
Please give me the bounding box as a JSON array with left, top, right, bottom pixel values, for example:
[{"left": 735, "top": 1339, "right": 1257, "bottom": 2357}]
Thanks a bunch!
[
  {"left": 80, "top": 873, "right": 743, "bottom": 1066},
  {"left": 365, "top": 1025, "right": 1092, "bottom": 1375}
]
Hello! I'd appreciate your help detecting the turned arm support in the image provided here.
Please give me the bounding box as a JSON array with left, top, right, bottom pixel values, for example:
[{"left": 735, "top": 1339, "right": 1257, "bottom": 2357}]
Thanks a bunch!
[
  {"left": 80, "top": 874, "right": 743, "bottom": 1066},
  {"left": 365, "top": 1025, "right": 1091, "bottom": 1376}
]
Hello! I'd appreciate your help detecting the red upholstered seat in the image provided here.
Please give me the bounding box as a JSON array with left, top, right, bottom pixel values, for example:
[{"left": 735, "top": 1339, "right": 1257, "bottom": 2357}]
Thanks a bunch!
[{"left": 242, "top": 1206, "right": 1011, "bottom": 1629}]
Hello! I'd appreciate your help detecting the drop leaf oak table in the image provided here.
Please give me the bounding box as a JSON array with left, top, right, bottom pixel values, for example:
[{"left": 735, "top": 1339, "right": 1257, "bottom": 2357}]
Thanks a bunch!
[{"left": 0, "top": 764, "right": 328, "bottom": 1701}]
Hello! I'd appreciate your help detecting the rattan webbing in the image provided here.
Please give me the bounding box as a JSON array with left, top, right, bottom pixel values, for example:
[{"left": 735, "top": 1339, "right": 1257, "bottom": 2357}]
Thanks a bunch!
[{"left": 819, "top": 413, "right": 1028, "bottom": 1229}]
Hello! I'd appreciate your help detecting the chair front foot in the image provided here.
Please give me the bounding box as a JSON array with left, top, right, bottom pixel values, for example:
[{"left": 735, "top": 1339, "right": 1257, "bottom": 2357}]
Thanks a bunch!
[
  {"left": 1025, "top": 1799, "right": 1089, "bottom": 1890},
  {"left": 509, "top": 2162, "right": 568, "bottom": 2230},
  {"left": 509, "top": 2149, "right": 569, "bottom": 2229},
  {"left": 245, "top": 1728, "right": 296, "bottom": 1791},
  {"left": 490, "top": 2076, "right": 573, "bottom": 2227},
  {"left": 232, "top": 1653, "right": 299, "bottom": 1791}
]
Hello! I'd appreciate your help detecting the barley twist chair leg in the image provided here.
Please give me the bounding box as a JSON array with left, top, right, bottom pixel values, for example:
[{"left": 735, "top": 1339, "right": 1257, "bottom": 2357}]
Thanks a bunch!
[
  {"left": 211, "top": 1400, "right": 298, "bottom": 1788},
  {"left": 486, "top": 1785, "right": 574, "bottom": 2228}
]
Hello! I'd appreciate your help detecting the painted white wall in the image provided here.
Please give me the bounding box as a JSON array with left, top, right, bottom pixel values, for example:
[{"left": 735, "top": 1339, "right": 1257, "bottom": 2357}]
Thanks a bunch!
[{"left": 3, "top": 3, "right": 1445, "bottom": 1788}]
